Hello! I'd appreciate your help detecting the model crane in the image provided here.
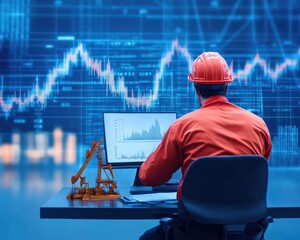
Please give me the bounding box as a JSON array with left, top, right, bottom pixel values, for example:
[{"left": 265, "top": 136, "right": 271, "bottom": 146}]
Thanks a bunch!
[{"left": 66, "top": 138, "right": 120, "bottom": 200}]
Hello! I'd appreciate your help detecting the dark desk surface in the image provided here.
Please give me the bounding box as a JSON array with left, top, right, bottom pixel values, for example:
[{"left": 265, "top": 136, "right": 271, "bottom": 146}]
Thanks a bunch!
[{"left": 40, "top": 187, "right": 300, "bottom": 219}]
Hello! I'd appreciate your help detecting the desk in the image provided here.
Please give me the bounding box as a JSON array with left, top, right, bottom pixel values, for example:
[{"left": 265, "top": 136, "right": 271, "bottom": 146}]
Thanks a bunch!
[{"left": 40, "top": 187, "right": 300, "bottom": 219}]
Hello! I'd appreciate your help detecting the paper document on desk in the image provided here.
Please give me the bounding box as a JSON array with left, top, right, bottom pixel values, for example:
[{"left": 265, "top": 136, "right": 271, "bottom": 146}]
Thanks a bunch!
[{"left": 130, "top": 192, "right": 177, "bottom": 202}]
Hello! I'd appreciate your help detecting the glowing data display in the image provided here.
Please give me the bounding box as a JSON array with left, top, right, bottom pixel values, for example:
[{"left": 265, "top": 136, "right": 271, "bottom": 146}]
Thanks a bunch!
[{"left": 0, "top": 0, "right": 299, "bottom": 166}]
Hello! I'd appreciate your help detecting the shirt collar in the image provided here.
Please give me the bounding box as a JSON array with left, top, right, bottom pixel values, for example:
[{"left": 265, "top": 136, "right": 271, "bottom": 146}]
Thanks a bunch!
[{"left": 201, "top": 95, "right": 229, "bottom": 108}]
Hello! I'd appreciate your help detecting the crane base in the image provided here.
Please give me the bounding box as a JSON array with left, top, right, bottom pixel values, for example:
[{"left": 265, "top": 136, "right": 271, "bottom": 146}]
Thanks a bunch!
[{"left": 66, "top": 187, "right": 120, "bottom": 200}]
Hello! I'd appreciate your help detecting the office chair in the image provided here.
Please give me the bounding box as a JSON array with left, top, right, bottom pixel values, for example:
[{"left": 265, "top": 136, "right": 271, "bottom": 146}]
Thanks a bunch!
[{"left": 160, "top": 155, "right": 273, "bottom": 240}]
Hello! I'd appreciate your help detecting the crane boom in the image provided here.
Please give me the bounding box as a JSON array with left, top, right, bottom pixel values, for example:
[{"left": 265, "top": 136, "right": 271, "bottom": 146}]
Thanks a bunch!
[{"left": 71, "top": 139, "right": 102, "bottom": 184}]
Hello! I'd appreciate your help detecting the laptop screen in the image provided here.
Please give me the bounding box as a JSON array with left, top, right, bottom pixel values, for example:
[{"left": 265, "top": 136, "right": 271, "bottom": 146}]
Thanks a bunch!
[{"left": 103, "top": 112, "right": 177, "bottom": 167}]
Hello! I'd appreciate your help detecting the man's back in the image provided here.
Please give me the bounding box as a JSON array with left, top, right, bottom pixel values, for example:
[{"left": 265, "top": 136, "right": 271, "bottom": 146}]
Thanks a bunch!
[{"left": 174, "top": 95, "right": 272, "bottom": 175}]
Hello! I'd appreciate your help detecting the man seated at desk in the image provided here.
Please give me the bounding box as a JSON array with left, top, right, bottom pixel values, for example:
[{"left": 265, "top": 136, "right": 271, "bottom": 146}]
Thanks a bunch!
[{"left": 138, "top": 52, "right": 272, "bottom": 240}]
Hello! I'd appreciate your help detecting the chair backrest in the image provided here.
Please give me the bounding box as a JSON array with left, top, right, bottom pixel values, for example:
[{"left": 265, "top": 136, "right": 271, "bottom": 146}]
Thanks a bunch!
[{"left": 180, "top": 155, "right": 268, "bottom": 225}]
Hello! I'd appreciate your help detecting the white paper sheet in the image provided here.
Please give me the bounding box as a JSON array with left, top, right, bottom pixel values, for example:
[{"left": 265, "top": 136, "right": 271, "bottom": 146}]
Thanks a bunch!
[{"left": 129, "top": 192, "right": 177, "bottom": 202}]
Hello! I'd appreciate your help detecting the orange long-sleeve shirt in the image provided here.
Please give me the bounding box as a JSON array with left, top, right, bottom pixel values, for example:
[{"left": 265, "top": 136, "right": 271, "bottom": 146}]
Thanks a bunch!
[{"left": 139, "top": 95, "right": 272, "bottom": 200}]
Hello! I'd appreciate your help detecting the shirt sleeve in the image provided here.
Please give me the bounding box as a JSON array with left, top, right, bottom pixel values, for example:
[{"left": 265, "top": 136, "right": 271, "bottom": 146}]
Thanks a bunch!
[
  {"left": 264, "top": 126, "right": 272, "bottom": 160},
  {"left": 139, "top": 125, "right": 182, "bottom": 186}
]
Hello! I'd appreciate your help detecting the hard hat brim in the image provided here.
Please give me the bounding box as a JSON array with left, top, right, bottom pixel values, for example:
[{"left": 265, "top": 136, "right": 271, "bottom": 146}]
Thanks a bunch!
[{"left": 188, "top": 74, "right": 233, "bottom": 84}]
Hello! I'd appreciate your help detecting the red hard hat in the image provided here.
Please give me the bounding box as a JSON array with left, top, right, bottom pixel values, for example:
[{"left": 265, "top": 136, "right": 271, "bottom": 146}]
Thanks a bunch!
[{"left": 188, "top": 52, "right": 232, "bottom": 84}]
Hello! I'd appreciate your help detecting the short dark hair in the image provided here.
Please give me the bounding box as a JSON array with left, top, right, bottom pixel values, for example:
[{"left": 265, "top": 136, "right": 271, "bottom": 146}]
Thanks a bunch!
[{"left": 194, "top": 84, "right": 228, "bottom": 99}]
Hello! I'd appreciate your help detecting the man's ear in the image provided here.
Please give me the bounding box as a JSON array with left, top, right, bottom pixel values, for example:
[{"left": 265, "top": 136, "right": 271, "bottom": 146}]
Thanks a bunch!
[{"left": 194, "top": 84, "right": 201, "bottom": 96}]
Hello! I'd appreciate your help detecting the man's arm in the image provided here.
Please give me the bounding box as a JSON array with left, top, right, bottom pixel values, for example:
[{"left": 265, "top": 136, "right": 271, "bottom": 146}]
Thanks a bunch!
[{"left": 139, "top": 126, "right": 182, "bottom": 186}]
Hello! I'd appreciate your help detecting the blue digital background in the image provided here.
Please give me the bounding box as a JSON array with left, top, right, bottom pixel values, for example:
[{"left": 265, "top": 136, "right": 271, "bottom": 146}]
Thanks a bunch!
[
  {"left": 0, "top": 1, "right": 300, "bottom": 239},
  {"left": 0, "top": 0, "right": 299, "bottom": 167}
]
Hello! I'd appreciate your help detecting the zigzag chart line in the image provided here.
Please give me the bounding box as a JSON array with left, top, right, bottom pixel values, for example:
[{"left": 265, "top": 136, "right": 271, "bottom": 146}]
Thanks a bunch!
[
  {"left": 230, "top": 49, "right": 300, "bottom": 84},
  {"left": 0, "top": 39, "right": 300, "bottom": 116}
]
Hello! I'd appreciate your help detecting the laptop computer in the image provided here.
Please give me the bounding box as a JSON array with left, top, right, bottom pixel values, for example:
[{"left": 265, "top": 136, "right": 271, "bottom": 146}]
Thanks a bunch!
[{"left": 103, "top": 112, "right": 181, "bottom": 194}]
